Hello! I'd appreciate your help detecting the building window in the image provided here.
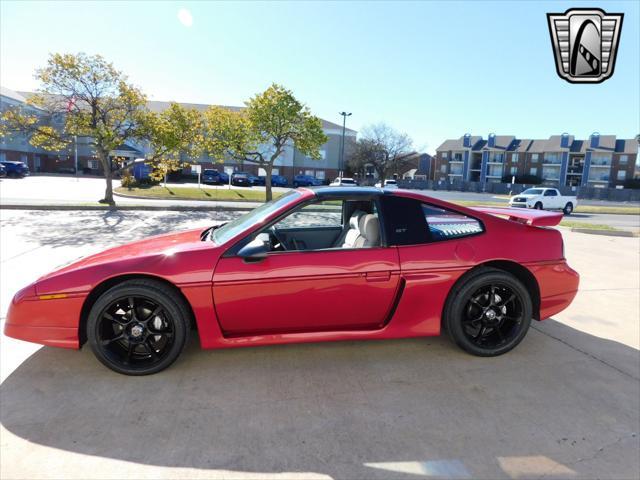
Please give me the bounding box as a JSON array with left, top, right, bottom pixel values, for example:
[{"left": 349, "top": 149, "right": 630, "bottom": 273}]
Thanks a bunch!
[
  {"left": 542, "top": 165, "right": 560, "bottom": 180},
  {"left": 442, "top": 152, "right": 448, "bottom": 159},
  {"left": 619, "top": 155, "right": 628, "bottom": 165},
  {"left": 531, "top": 154, "right": 539, "bottom": 161},
  {"left": 544, "top": 153, "right": 562, "bottom": 164},
  {"left": 319, "top": 149, "right": 327, "bottom": 160},
  {"left": 87, "top": 160, "right": 99, "bottom": 170},
  {"left": 617, "top": 170, "right": 627, "bottom": 181},
  {"left": 315, "top": 171, "right": 325, "bottom": 180},
  {"left": 489, "top": 152, "right": 504, "bottom": 163},
  {"left": 449, "top": 164, "right": 463, "bottom": 175},
  {"left": 0, "top": 152, "right": 6, "bottom": 162},
  {"left": 453, "top": 152, "right": 463, "bottom": 162},
  {"left": 20, "top": 154, "right": 28, "bottom": 163},
  {"left": 305, "top": 170, "right": 314, "bottom": 176},
  {"left": 440, "top": 164, "right": 447, "bottom": 173},
  {"left": 510, "top": 166, "right": 517, "bottom": 175},
  {"left": 511, "top": 153, "right": 519, "bottom": 163},
  {"left": 530, "top": 167, "right": 538, "bottom": 176},
  {"left": 590, "top": 153, "right": 612, "bottom": 166}
]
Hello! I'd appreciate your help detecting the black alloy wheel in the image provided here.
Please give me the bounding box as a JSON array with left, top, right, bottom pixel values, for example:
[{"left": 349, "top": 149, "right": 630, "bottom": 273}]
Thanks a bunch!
[
  {"left": 88, "top": 279, "right": 189, "bottom": 375},
  {"left": 444, "top": 269, "right": 532, "bottom": 356}
]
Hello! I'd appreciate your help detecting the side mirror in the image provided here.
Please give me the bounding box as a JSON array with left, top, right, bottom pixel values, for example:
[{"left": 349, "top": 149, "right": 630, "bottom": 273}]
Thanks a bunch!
[{"left": 238, "top": 233, "right": 270, "bottom": 262}]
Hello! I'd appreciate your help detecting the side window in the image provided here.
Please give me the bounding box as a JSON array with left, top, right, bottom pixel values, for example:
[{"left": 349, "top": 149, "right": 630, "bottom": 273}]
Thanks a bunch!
[
  {"left": 544, "top": 190, "right": 557, "bottom": 196},
  {"left": 379, "top": 196, "right": 429, "bottom": 246},
  {"left": 275, "top": 200, "right": 343, "bottom": 229},
  {"left": 422, "top": 204, "right": 483, "bottom": 241}
]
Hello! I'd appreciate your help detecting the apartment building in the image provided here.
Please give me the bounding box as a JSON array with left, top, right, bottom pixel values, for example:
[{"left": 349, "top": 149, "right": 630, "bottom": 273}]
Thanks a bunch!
[
  {"left": 435, "top": 133, "right": 638, "bottom": 188},
  {"left": 0, "top": 87, "right": 356, "bottom": 183}
]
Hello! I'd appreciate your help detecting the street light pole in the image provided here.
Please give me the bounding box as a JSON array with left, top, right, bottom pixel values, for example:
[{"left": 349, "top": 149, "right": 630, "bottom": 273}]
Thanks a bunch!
[{"left": 339, "top": 112, "right": 352, "bottom": 179}]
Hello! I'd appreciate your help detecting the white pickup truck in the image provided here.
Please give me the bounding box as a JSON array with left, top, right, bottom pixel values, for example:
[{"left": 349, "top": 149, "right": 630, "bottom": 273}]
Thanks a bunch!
[{"left": 509, "top": 187, "right": 577, "bottom": 215}]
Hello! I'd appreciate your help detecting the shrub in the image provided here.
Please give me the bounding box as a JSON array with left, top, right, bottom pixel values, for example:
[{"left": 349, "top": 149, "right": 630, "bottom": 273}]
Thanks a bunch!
[{"left": 120, "top": 172, "right": 136, "bottom": 189}]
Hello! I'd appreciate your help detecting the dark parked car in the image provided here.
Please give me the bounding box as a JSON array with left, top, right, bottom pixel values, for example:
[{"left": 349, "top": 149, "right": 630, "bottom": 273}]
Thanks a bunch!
[
  {"left": 270, "top": 175, "right": 288, "bottom": 187},
  {"left": 0, "top": 164, "right": 6, "bottom": 178},
  {"left": 231, "top": 172, "right": 251, "bottom": 187},
  {"left": 202, "top": 169, "right": 226, "bottom": 185},
  {"left": 293, "top": 174, "right": 322, "bottom": 187},
  {"left": 249, "top": 175, "right": 264, "bottom": 186},
  {"left": 1, "top": 161, "right": 30, "bottom": 178}
]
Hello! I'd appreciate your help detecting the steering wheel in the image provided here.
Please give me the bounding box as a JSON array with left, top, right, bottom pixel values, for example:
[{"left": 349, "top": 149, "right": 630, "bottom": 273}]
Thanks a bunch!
[{"left": 269, "top": 226, "right": 287, "bottom": 251}]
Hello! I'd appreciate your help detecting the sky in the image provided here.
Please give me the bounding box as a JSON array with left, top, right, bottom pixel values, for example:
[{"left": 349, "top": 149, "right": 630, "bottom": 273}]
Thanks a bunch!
[{"left": 1, "top": 0, "right": 638, "bottom": 154}]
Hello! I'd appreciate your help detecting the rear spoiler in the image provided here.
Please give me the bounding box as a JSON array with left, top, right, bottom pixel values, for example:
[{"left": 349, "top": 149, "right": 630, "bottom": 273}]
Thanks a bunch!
[{"left": 470, "top": 207, "right": 563, "bottom": 227}]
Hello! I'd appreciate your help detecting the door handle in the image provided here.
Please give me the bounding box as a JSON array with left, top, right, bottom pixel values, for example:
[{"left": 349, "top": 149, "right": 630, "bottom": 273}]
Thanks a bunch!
[{"left": 365, "top": 271, "right": 391, "bottom": 282}]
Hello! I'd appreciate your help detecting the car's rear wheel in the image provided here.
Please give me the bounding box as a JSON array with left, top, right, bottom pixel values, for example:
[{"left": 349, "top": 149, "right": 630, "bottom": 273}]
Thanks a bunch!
[
  {"left": 563, "top": 202, "right": 574, "bottom": 215},
  {"left": 534, "top": 202, "right": 543, "bottom": 210},
  {"left": 444, "top": 269, "right": 532, "bottom": 356},
  {"left": 87, "top": 279, "right": 190, "bottom": 375}
]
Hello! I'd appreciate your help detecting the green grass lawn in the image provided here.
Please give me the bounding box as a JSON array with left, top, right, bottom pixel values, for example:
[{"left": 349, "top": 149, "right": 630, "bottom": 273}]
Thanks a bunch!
[
  {"left": 115, "top": 186, "right": 283, "bottom": 202},
  {"left": 559, "top": 220, "right": 618, "bottom": 231}
]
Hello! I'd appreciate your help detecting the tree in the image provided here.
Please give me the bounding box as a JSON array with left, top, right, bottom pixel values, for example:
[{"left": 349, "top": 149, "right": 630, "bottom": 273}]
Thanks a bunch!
[
  {"left": 202, "top": 84, "right": 327, "bottom": 201},
  {"left": 140, "top": 103, "right": 204, "bottom": 185},
  {"left": 0, "top": 53, "right": 147, "bottom": 205},
  {"left": 350, "top": 123, "right": 413, "bottom": 183}
]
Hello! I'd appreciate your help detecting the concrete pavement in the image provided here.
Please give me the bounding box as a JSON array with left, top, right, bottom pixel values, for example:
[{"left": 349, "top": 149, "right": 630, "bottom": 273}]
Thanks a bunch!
[{"left": 0, "top": 209, "right": 639, "bottom": 479}]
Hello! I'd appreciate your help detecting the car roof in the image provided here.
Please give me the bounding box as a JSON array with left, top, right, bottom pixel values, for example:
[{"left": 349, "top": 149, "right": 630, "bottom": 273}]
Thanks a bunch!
[{"left": 309, "top": 186, "right": 383, "bottom": 197}]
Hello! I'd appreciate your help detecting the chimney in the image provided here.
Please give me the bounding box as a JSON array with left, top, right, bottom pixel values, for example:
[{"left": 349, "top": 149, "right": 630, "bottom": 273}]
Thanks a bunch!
[
  {"left": 561, "top": 133, "right": 570, "bottom": 148},
  {"left": 590, "top": 132, "right": 600, "bottom": 148},
  {"left": 463, "top": 133, "right": 471, "bottom": 148},
  {"left": 488, "top": 133, "right": 496, "bottom": 148}
]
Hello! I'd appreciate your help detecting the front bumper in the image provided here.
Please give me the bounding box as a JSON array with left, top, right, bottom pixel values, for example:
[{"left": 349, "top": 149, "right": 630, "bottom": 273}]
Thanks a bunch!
[{"left": 4, "top": 289, "right": 82, "bottom": 349}]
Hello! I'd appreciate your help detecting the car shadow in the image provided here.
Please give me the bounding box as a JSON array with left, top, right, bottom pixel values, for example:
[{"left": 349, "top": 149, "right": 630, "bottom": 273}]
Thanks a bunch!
[{"left": 1, "top": 320, "right": 639, "bottom": 479}]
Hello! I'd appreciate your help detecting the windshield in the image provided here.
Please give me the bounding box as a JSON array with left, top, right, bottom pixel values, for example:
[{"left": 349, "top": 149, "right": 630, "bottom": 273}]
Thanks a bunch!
[
  {"left": 213, "top": 191, "right": 301, "bottom": 245},
  {"left": 522, "top": 188, "right": 544, "bottom": 195},
  {"left": 203, "top": 169, "right": 216, "bottom": 175}
]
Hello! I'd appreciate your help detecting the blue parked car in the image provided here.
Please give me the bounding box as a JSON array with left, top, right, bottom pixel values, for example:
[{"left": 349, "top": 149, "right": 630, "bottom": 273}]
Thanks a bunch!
[
  {"left": 202, "top": 169, "right": 228, "bottom": 185},
  {"left": 0, "top": 164, "right": 6, "bottom": 178},
  {"left": 293, "top": 174, "right": 322, "bottom": 187},
  {"left": 248, "top": 174, "right": 264, "bottom": 186},
  {"left": 231, "top": 172, "right": 251, "bottom": 187},
  {"left": 1, "top": 161, "right": 30, "bottom": 178},
  {"left": 270, "top": 175, "right": 288, "bottom": 187}
]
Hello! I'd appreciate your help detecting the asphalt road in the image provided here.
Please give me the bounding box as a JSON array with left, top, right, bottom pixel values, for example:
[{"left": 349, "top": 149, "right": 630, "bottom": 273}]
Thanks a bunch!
[{"left": 1, "top": 209, "right": 638, "bottom": 479}]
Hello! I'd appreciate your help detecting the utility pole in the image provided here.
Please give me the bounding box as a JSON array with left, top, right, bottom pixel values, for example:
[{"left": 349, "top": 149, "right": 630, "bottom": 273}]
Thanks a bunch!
[
  {"left": 339, "top": 112, "right": 352, "bottom": 179},
  {"left": 74, "top": 135, "right": 79, "bottom": 182}
]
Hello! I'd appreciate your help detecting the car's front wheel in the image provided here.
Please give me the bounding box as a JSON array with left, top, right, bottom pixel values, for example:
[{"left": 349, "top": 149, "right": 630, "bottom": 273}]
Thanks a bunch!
[
  {"left": 534, "top": 202, "right": 543, "bottom": 210},
  {"left": 87, "top": 279, "right": 190, "bottom": 375},
  {"left": 444, "top": 269, "right": 532, "bottom": 357}
]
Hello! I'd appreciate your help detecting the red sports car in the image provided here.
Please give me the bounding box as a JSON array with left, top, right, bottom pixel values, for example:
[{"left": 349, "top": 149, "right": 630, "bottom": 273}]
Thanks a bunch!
[{"left": 5, "top": 187, "right": 579, "bottom": 375}]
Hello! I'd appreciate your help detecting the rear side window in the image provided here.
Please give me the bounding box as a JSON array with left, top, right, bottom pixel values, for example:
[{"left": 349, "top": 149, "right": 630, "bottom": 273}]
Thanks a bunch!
[
  {"left": 423, "top": 205, "right": 483, "bottom": 241},
  {"left": 544, "top": 190, "right": 558, "bottom": 196}
]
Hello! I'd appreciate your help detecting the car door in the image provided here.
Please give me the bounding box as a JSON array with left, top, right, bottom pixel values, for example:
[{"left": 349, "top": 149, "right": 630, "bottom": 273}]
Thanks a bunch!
[
  {"left": 212, "top": 199, "right": 401, "bottom": 336},
  {"left": 544, "top": 189, "right": 560, "bottom": 208}
]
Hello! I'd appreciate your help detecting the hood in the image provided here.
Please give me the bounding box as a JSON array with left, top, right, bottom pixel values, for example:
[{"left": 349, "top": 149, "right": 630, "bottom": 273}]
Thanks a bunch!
[{"left": 41, "top": 228, "right": 207, "bottom": 279}]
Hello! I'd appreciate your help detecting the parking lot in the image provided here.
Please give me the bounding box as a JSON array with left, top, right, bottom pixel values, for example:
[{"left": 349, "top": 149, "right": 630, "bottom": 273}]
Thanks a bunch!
[{"left": 1, "top": 209, "right": 639, "bottom": 479}]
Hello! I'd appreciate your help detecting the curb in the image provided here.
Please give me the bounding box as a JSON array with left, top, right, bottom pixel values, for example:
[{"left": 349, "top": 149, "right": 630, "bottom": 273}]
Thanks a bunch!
[
  {"left": 113, "top": 190, "right": 263, "bottom": 204},
  {"left": 570, "top": 227, "right": 639, "bottom": 238},
  {"left": 0, "top": 204, "right": 253, "bottom": 212}
]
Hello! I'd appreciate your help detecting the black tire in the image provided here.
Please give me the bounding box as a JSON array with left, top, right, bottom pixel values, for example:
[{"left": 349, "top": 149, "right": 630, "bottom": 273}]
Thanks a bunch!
[
  {"left": 443, "top": 268, "right": 532, "bottom": 357},
  {"left": 534, "top": 202, "right": 543, "bottom": 210},
  {"left": 563, "top": 202, "right": 573, "bottom": 215},
  {"left": 87, "top": 279, "right": 190, "bottom": 375}
]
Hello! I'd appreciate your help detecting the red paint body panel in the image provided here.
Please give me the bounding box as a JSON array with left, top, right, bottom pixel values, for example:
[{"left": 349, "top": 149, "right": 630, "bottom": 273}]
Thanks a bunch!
[{"left": 4, "top": 188, "right": 580, "bottom": 352}]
